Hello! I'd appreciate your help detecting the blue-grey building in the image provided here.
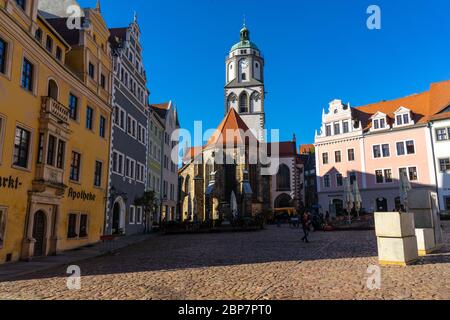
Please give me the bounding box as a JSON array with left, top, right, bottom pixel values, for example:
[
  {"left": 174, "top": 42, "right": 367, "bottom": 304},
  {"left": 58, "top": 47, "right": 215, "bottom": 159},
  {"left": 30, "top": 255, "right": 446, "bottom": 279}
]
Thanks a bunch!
[{"left": 105, "top": 15, "right": 149, "bottom": 236}]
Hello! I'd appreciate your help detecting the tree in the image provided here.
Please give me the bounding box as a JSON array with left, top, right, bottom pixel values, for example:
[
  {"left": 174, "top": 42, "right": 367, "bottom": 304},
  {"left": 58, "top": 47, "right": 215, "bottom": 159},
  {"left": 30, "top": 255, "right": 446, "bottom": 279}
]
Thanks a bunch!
[{"left": 134, "top": 191, "right": 158, "bottom": 233}]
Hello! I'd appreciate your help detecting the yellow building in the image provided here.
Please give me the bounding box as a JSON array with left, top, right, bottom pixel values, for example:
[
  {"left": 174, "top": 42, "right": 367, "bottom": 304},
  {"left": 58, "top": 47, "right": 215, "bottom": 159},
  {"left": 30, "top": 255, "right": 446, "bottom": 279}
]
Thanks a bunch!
[{"left": 0, "top": 0, "right": 112, "bottom": 263}]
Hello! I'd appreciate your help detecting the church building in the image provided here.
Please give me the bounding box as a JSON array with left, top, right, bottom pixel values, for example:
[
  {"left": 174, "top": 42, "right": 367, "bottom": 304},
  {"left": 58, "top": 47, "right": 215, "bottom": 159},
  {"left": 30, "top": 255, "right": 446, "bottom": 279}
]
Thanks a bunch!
[{"left": 179, "top": 24, "right": 304, "bottom": 222}]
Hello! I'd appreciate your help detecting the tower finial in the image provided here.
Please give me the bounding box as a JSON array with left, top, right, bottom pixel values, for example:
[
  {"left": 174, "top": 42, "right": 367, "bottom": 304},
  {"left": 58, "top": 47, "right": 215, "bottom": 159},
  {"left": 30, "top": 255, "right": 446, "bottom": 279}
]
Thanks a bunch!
[
  {"left": 134, "top": 11, "right": 138, "bottom": 23},
  {"left": 96, "top": 0, "right": 101, "bottom": 12},
  {"left": 243, "top": 14, "right": 246, "bottom": 28}
]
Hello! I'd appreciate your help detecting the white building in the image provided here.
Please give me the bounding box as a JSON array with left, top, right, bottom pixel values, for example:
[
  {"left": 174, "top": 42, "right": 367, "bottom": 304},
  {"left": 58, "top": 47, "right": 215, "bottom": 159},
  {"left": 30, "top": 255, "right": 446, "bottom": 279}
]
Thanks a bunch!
[{"left": 429, "top": 114, "right": 450, "bottom": 214}]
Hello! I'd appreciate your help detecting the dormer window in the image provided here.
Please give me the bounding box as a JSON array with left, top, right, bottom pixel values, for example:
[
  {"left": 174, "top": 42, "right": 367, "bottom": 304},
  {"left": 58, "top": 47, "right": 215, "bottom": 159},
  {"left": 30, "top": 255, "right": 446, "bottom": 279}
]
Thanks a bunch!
[
  {"left": 373, "top": 118, "right": 385, "bottom": 130},
  {"left": 394, "top": 107, "right": 413, "bottom": 127},
  {"left": 370, "top": 112, "right": 389, "bottom": 132}
]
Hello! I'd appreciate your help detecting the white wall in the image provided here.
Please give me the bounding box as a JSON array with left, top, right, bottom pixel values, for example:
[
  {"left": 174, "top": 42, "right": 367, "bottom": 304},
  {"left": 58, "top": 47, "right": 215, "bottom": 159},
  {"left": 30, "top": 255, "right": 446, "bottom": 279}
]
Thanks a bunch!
[{"left": 431, "top": 118, "right": 450, "bottom": 212}]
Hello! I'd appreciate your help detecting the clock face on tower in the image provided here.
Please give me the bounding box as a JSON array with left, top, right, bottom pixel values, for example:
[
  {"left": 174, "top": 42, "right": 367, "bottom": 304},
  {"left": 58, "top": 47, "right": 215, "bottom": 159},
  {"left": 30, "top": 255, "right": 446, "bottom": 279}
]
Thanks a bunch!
[{"left": 240, "top": 59, "right": 249, "bottom": 69}]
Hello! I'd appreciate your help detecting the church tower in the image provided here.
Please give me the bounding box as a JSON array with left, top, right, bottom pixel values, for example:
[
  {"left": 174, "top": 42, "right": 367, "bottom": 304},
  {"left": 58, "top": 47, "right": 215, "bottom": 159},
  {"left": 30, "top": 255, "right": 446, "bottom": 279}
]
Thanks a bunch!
[{"left": 225, "top": 23, "right": 265, "bottom": 141}]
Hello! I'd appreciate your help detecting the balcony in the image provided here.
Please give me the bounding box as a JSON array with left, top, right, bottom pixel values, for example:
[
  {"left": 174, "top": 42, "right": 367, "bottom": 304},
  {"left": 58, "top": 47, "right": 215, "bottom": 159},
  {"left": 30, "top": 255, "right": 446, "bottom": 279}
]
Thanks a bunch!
[{"left": 41, "top": 96, "right": 70, "bottom": 125}]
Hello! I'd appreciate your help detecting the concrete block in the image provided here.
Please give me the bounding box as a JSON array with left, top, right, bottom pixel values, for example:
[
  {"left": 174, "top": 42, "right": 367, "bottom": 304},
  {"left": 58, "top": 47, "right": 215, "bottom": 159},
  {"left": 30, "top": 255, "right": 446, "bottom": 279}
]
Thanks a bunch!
[
  {"left": 416, "top": 228, "right": 438, "bottom": 256},
  {"left": 408, "top": 190, "right": 432, "bottom": 210},
  {"left": 375, "top": 212, "right": 415, "bottom": 238},
  {"left": 377, "top": 236, "right": 418, "bottom": 266}
]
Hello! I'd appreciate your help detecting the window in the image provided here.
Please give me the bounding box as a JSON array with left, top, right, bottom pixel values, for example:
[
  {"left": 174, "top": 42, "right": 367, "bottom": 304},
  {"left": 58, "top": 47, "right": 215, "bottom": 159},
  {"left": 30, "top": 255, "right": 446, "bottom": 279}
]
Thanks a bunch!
[
  {"left": 384, "top": 169, "right": 393, "bottom": 183},
  {"left": 335, "top": 151, "right": 342, "bottom": 163},
  {"left": 0, "top": 38, "right": 7, "bottom": 74},
  {"left": 56, "top": 140, "right": 65, "bottom": 169},
  {"left": 68, "top": 94, "right": 78, "bottom": 120},
  {"left": 56, "top": 46, "right": 62, "bottom": 61},
  {"left": 127, "top": 115, "right": 137, "bottom": 137},
  {"left": 324, "top": 175, "right": 331, "bottom": 188},
  {"left": 13, "top": 127, "right": 31, "bottom": 168},
  {"left": 375, "top": 170, "right": 384, "bottom": 184},
  {"left": 436, "top": 128, "right": 448, "bottom": 141},
  {"left": 325, "top": 125, "right": 332, "bottom": 137},
  {"left": 21, "top": 58, "right": 34, "bottom": 91},
  {"left": 397, "top": 141, "right": 415, "bottom": 156},
  {"left": 88, "top": 62, "right": 95, "bottom": 79},
  {"left": 373, "top": 144, "right": 389, "bottom": 158},
  {"left": 276, "top": 164, "right": 291, "bottom": 191},
  {"left": 136, "top": 207, "right": 143, "bottom": 224},
  {"left": 336, "top": 173, "right": 343, "bottom": 187},
  {"left": 239, "top": 93, "right": 248, "bottom": 113},
  {"left": 47, "top": 135, "right": 56, "bottom": 166},
  {"left": 343, "top": 121, "right": 349, "bottom": 134},
  {"left": 382, "top": 144, "right": 390, "bottom": 157},
  {"left": 0, "top": 117, "right": 5, "bottom": 163},
  {"left": 322, "top": 153, "right": 329, "bottom": 165},
  {"left": 35, "top": 29, "right": 43, "bottom": 43},
  {"left": 396, "top": 142, "right": 405, "bottom": 156},
  {"left": 37, "top": 133, "right": 44, "bottom": 164},
  {"left": 45, "top": 36, "right": 53, "bottom": 53},
  {"left": 0, "top": 207, "right": 6, "bottom": 248},
  {"left": 334, "top": 122, "right": 340, "bottom": 135},
  {"left": 67, "top": 213, "right": 88, "bottom": 239},
  {"left": 79, "top": 214, "right": 88, "bottom": 237},
  {"left": 445, "top": 197, "right": 450, "bottom": 211},
  {"left": 129, "top": 206, "right": 136, "bottom": 224},
  {"left": 405, "top": 141, "right": 415, "bottom": 154},
  {"left": 86, "top": 106, "right": 93, "bottom": 130},
  {"left": 241, "top": 73, "right": 246, "bottom": 80},
  {"left": 70, "top": 151, "right": 81, "bottom": 181},
  {"left": 112, "top": 151, "right": 124, "bottom": 175},
  {"left": 99, "top": 115, "right": 106, "bottom": 138},
  {"left": 399, "top": 167, "right": 418, "bottom": 181},
  {"left": 100, "top": 74, "right": 106, "bottom": 89},
  {"left": 67, "top": 214, "right": 78, "bottom": 238},
  {"left": 16, "top": 0, "right": 26, "bottom": 10},
  {"left": 348, "top": 149, "right": 355, "bottom": 161},
  {"left": 126, "top": 158, "right": 135, "bottom": 179},
  {"left": 94, "top": 161, "right": 102, "bottom": 187},
  {"left": 439, "top": 158, "right": 450, "bottom": 172}
]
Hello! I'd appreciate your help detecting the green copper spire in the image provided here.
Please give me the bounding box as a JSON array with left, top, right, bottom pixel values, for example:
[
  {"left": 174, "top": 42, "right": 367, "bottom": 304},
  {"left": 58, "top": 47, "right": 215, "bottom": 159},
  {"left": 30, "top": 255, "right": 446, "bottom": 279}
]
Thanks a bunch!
[{"left": 231, "top": 20, "right": 259, "bottom": 52}]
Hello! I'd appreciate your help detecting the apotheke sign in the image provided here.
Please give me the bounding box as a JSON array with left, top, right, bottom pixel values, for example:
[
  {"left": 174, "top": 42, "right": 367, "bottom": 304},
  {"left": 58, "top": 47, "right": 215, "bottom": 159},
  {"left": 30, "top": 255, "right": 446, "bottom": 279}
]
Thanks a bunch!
[{"left": 68, "top": 188, "right": 96, "bottom": 202}]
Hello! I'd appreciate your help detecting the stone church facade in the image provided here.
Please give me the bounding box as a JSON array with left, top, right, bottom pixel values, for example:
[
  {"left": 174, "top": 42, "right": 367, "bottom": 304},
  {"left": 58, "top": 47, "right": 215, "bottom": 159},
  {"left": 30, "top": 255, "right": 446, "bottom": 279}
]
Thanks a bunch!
[{"left": 179, "top": 25, "right": 304, "bottom": 222}]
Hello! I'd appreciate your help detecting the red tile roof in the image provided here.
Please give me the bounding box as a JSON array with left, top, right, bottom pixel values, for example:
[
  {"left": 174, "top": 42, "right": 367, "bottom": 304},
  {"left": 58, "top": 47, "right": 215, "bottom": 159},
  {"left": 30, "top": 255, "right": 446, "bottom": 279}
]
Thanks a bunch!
[
  {"left": 299, "top": 144, "right": 315, "bottom": 154},
  {"left": 353, "top": 79, "right": 450, "bottom": 131},
  {"left": 206, "top": 108, "right": 258, "bottom": 147}
]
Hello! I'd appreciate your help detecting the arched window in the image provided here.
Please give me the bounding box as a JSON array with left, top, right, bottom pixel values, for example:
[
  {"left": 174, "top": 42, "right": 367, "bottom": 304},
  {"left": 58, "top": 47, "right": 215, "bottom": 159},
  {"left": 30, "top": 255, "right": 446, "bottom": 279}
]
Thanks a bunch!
[
  {"left": 47, "top": 79, "right": 58, "bottom": 100},
  {"left": 277, "top": 164, "right": 291, "bottom": 191},
  {"left": 185, "top": 175, "right": 191, "bottom": 194},
  {"left": 239, "top": 92, "right": 248, "bottom": 113},
  {"left": 227, "top": 93, "right": 236, "bottom": 111},
  {"left": 250, "top": 92, "right": 259, "bottom": 113},
  {"left": 205, "top": 160, "right": 213, "bottom": 185}
]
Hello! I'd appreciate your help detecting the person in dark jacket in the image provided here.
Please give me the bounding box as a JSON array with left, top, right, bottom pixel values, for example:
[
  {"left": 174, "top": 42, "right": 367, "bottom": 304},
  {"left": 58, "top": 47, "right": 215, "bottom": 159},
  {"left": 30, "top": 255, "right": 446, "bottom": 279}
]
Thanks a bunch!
[{"left": 301, "top": 211, "right": 312, "bottom": 243}]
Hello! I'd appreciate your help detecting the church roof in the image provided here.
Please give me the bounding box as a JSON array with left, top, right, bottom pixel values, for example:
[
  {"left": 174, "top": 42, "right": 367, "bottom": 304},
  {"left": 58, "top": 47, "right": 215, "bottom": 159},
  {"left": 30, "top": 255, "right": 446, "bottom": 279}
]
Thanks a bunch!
[{"left": 207, "top": 108, "right": 258, "bottom": 147}]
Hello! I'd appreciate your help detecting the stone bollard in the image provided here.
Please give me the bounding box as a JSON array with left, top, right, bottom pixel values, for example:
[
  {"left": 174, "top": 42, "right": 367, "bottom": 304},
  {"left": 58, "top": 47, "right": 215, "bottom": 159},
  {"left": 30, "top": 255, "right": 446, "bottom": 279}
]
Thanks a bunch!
[
  {"left": 408, "top": 190, "right": 444, "bottom": 256},
  {"left": 375, "top": 212, "right": 419, "bottom": 266}
]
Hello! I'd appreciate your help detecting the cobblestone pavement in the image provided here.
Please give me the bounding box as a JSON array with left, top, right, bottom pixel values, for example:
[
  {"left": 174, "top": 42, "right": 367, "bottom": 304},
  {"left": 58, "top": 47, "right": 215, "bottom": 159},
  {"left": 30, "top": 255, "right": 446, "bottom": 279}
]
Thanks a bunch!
[{"left": 0, "top": 222, "right": 449, "bottom": 300}]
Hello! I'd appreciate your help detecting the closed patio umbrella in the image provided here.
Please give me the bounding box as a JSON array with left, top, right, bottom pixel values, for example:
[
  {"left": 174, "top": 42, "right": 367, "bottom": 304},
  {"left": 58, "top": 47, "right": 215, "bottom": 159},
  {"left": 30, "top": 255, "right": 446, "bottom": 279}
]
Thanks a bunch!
[
  {"left": 344, "top": 178, "right": 354, "bottom": 224},
  {"left": 352, "top": 179, "right": 362, "bottom": 220},
  {"left": 399, "top": 170, "right": 412, "bottom": 212}
]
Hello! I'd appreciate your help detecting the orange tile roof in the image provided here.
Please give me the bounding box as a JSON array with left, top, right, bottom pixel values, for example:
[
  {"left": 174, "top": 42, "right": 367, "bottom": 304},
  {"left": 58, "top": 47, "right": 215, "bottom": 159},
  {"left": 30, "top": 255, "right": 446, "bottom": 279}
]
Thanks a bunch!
[
  {"left": 299, "top": 144, "right": 315, "bottom": 154},
  {"left": 206, "top": 108, "right": 258, "bottom": 147},
  {"left": 353, "top": 79, "right": 450, "bottom": 130},
  {"left": 182, "top": 146, "right": 203, "bottom": 163},
  {"left": 152, "top": 102, "right": 171, "bottom": 110}
]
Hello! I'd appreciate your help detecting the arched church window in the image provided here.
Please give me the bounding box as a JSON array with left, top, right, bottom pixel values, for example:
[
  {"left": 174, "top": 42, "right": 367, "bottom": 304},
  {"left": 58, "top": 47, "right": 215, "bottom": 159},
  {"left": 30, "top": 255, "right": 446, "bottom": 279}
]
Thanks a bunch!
[
  {"left": 277, "top": 164, "right": 291, "bottom": 191},
  {"left": 185, "top": 175, "right": 191, "bottom": 194},
  {"left": 255, "top": 63, "right": 259, "bottom": 68},
  {"left": 205, "top": 160, "right": 213, "bottom": 186},
  {"left": 242, "top": 73, "right": 246, "bottom": 81},
  {"left": 239, "top": 93, "right": 248, "bottom": 113}
]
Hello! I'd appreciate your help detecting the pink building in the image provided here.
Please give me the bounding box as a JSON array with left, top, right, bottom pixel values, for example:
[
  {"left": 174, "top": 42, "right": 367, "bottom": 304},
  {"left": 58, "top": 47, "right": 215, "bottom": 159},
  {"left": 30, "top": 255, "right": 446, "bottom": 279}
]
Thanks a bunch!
[{"left": 314, "top": 80, "right": 450, "bottom": 215}]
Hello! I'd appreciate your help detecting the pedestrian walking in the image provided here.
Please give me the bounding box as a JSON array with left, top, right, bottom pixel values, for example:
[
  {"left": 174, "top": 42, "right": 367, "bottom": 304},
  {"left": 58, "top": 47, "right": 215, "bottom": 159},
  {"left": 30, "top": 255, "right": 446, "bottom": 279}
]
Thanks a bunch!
[{"left": 301, "top": 211, "right": 312, "bottom": 243}]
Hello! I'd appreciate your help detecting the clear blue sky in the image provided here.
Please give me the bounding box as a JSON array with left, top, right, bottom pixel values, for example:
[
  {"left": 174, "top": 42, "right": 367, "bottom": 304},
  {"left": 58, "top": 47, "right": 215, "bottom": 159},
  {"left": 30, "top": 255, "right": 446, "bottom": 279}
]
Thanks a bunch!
[{"left": 79, "top": 0, "right": 450, "bottom": 145}]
